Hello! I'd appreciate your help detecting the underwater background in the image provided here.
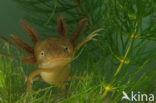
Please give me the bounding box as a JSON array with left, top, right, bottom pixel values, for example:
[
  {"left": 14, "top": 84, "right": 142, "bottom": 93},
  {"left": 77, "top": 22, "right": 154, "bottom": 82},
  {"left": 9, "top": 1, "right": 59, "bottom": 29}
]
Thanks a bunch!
[
  {"left": 0, "top": 0, "right": 25, "bottom": 38},
  {"left": 0, "top": 0, "right": 156, "bottom": 103}
]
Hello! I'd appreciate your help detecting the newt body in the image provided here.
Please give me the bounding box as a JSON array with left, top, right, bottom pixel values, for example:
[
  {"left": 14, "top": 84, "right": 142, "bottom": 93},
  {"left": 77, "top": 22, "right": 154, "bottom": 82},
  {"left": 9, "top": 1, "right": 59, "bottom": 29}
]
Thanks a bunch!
[
  {"left": 10, "top": 16, "right": 102, "bottom": 93},
  {"left": 35, "top": 38, "right": 73, "bottom": 85}
]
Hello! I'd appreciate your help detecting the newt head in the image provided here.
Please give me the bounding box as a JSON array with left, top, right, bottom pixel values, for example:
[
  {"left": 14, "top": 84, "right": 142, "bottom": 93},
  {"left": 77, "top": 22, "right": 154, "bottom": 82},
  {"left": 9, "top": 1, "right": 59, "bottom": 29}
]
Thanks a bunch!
[
  {"left": 34, "top": 16, "right": 88, "bottom": 68},
  {"left": 34, "top": 37, "right": 74, "bottom": 68}
]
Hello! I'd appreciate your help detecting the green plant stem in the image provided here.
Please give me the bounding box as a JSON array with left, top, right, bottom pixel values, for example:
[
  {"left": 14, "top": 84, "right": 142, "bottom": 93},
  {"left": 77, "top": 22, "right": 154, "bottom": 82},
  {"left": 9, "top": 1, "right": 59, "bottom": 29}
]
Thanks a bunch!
[
  {"left": 114, "top": 38, "right": 134, "bottom": 77},
  {"left": 101, "top": 87, "right": 109, "bottom": 98},
  {"left": 101, "top": 38, "right": 134, "bottom": 99},
  {"left": 45, "top": 0, "right": 57, "bottom": 25},
  {"left": 101, "top": 22, "right": 138, "bottom": 99}
]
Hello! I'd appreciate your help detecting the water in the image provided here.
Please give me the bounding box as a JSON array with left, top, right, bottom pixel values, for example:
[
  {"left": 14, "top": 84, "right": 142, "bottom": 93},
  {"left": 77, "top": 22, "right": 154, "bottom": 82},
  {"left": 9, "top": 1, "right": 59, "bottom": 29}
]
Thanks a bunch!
[{"left": 0, "top": 0, "right": 25, "bottom": 40}]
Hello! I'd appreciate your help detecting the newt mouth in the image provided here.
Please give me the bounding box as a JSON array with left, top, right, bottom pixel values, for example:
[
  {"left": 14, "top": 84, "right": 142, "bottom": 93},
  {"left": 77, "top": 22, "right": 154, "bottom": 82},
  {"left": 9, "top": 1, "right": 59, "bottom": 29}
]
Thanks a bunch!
[{"left": 39, "top": 58, "right": 73, "bottom": 68}]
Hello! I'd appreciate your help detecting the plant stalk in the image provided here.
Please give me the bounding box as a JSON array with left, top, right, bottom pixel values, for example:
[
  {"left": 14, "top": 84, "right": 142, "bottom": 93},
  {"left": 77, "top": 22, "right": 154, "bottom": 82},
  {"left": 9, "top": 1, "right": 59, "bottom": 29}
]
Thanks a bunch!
[{"left": 101, "top": 22, "right": 138, "bottom": 99}]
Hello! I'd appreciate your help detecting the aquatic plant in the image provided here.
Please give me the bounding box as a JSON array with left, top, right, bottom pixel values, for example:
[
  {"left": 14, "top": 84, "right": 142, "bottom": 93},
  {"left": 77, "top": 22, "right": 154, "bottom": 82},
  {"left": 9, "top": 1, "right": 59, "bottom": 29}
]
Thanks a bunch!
[{"left": 0, "top": 0, "right": 156, "bottom": 102}]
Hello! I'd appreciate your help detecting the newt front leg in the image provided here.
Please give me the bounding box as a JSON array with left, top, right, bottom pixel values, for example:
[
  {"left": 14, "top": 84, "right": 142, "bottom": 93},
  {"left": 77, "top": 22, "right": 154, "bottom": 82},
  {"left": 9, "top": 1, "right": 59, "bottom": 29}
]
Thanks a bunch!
[
  {"left": 74, "top": 28, "right": 103, "bottom": 52},
  {"left": 27, "top": 68, "right": 53, "bottom": 92}
]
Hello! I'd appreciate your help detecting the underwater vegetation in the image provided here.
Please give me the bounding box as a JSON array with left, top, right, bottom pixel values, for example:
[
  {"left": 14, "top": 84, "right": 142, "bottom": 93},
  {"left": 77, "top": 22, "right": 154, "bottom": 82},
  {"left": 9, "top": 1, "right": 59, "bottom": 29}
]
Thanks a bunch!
[{"left": 0, "top": 0, "right": 156, "bottom": 102}]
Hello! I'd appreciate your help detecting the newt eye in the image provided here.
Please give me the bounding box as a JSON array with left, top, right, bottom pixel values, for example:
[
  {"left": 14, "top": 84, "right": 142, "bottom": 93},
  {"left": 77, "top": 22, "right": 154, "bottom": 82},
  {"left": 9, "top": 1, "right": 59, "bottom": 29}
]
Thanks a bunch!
[
  {"left": 63, "top": 47, "right": 69, "bottom": 53},
  {"left": 40, "top": 51, "right": 45, "bottom": 57},
  {"left": 62, "top": 45, "right": 68, "bottom": 53},
  {"left": 64, "top": 47, "right": 68, "bottom": 52}
]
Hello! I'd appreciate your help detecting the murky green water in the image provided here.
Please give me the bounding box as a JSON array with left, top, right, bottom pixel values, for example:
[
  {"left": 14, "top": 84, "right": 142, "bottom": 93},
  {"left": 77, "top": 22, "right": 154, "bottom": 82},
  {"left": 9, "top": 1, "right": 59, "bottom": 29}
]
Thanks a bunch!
[{"left": 0, "top": 0, "right": 24, "bottom": 39}]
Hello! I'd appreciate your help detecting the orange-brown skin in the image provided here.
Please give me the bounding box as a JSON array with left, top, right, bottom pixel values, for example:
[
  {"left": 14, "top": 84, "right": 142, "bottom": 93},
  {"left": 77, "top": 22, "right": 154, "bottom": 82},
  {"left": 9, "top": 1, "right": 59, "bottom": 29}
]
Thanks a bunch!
[
  {"left": 35, "top": 38, "right": 74, "bottom": 84},
  {"left": 10, "top": 16, "right": 101, "bottom": 93}
]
